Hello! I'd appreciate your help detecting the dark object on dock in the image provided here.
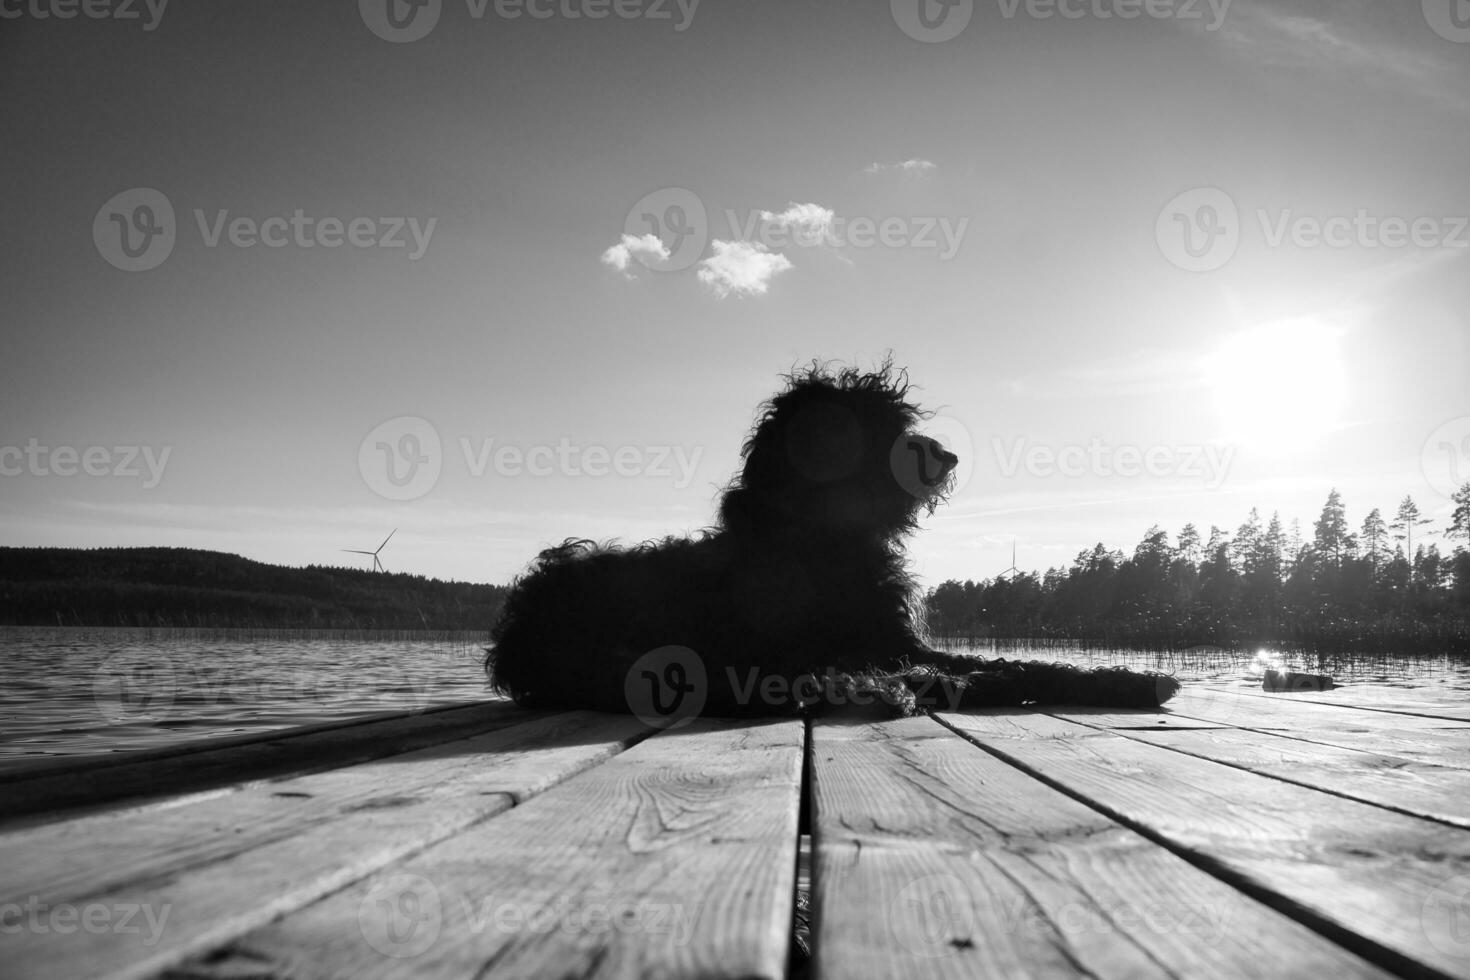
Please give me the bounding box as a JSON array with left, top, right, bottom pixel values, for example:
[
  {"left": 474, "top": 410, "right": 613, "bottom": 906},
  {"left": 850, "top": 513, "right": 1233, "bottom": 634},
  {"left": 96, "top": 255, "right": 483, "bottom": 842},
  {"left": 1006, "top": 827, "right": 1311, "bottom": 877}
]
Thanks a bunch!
[
  {"left": 1263, "top": 669, "right": 1336, "bottom": 692},
  {"left": 488, "top": 361, "right": 1180, "bottom": 716}
]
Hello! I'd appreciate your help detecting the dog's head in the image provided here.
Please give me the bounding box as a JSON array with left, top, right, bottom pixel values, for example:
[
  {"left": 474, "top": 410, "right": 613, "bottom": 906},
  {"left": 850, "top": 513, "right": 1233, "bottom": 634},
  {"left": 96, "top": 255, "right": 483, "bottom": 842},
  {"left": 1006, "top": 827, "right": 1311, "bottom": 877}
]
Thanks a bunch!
[{"left": 719, "top": 360, "right": 958, "bottom": 538}]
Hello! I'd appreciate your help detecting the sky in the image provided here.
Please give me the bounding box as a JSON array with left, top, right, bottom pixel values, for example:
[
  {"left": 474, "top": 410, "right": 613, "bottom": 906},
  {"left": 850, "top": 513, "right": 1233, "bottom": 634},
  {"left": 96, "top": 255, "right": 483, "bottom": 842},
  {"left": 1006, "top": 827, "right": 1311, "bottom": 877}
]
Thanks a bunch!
[{"left": 1, "top": 0, "right": 1468, "bottom": 588}]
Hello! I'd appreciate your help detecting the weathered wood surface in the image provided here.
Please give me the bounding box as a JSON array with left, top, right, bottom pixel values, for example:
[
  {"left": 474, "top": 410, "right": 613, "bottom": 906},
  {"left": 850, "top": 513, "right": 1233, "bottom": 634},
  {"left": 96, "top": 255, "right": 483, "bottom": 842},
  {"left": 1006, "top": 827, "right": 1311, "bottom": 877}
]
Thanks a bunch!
[
  {"left": 1050, "top": 704, "right": 1470, "bottom": 829},
  {"left": 166, "top": 718, "right": 804, "bottom": 980},
  {"left": 1160, "top": 689, "right": 1470, "bottom": 770},
  {"left": 2, "top": 711, "right": 653, "bottom": 980},
  {"left": 5, "top": 682, "right": 1470, "bottom": 980},
  {"left": 1194, "top": 684, "right": 1470, "bottom": 723},
  {"left": 0, "top": 700, "right": 528, "bottom": 826},
  {"left": 939, "top": 707, "right": 1470, "bottom": 980},
  {"left": 809, "top": 716, "right": 1392, "bottom": 980}
]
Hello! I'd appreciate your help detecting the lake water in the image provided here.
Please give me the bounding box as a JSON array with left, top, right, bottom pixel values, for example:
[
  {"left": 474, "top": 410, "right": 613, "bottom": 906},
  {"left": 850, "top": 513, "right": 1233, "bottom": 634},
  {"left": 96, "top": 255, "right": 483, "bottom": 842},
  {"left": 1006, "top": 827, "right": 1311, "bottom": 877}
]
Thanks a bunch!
[{"left": 2, "top": 627, "right": 1467, "bottom": 771}]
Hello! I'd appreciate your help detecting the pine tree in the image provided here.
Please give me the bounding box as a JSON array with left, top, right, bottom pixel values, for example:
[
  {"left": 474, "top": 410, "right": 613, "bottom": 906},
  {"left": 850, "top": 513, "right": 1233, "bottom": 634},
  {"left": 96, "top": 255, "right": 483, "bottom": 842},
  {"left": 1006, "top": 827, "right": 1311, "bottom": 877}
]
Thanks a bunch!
[
  {"left": 1360, "top": 508, "right": 1390, "bottom": 572},
  {"left": 1391, "top": 496, "right": 1433, "bottom": 580},
  {"left": 1450, "top": 483, "right": 1470, "bottom": 545},
  {"left": 1313, "top": 489, "right": 1350, "bottom": 569},
  {"left": 1176, "top": 523, "right": 1201, "bottom": 567}
]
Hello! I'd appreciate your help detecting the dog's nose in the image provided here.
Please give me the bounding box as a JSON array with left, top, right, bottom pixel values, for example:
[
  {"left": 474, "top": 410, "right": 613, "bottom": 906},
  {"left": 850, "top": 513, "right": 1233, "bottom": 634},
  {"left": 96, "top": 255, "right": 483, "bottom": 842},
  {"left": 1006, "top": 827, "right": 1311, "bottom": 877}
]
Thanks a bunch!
[{"left": 930, "top": 440, "right": 959, "bottom": 474}]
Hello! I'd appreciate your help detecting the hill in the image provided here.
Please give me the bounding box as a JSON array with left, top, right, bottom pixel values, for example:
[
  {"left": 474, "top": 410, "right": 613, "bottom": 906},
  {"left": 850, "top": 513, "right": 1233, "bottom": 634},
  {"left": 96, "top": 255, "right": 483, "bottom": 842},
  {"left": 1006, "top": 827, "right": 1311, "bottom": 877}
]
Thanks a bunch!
[{"left": 0, "top": 547, "right": 506, "bottom": 630}]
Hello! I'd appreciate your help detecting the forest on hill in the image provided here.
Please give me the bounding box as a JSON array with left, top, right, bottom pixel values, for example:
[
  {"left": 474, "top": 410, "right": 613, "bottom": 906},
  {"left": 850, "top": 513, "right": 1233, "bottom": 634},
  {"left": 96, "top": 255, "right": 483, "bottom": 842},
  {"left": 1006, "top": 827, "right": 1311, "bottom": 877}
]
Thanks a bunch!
[
  {"left": 925, "top": 486, "right": 1470, "bottom": 655},
  {"left": 0, "top": 547, "right": 506, "bottom": 630}
]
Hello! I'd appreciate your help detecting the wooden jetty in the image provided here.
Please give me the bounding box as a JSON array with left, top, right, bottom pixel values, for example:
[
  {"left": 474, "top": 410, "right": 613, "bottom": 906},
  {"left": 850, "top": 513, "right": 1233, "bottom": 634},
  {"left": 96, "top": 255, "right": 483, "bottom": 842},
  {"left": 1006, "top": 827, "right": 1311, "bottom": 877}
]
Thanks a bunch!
[{"left": 4, "top": 684, "right": 1470, "bottom": 979}]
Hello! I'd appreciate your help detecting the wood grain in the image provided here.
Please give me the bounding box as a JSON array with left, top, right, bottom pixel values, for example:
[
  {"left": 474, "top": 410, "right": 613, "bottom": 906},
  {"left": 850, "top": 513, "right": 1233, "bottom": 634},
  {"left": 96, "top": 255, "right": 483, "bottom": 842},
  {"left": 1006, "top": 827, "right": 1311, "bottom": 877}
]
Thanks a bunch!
[
  {"left": 2, "top": 711, "right": 651, "bottom": 980},
  {"left": 941, "top": 709, "right": 1470, "bottom": 980},
  {"left": 809, "top": 715, "right": 1393, "bottom": 980},
  {"left": 164, "top": 717, "right": 804, "bottom": 980},
  {"left": 1048, "top": 711, "right": 1470, "bottom": 829},
  {"left": 1, "top": 701, "right": 530, "bottom": 826}
]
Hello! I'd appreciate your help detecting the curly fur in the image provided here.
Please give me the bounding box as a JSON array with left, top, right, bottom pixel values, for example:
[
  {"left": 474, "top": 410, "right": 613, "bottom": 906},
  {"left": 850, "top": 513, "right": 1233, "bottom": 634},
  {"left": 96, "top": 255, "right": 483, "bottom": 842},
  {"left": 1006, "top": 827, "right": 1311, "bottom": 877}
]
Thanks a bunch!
[{"left": 487, "top": 360, "right": 1179, "bottom": 717}]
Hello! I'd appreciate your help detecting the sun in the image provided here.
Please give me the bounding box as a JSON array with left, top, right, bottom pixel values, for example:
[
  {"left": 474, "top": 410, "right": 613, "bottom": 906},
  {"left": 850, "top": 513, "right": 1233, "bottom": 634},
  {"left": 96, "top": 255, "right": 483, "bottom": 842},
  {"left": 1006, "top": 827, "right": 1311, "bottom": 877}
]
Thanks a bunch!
[{"left": 1206, "top": 317, "right": 1348, "bottom": 453}]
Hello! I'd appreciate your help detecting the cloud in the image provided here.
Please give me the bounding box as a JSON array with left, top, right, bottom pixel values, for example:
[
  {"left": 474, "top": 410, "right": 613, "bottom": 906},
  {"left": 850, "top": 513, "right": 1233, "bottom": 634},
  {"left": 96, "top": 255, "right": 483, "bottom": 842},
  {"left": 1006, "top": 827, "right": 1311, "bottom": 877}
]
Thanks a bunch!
[
  {"left": 1205, "top": 2, "right": 1469, "bottom": 115},
  {"left": 696, "top": 240, "right": 793, "bottom": 299},
  {"left": 601, "top": 233, "right": 670, "bottom": 277},
  {"left": 864, "top": 158, "right": 938, "bottom": 176},
  {"left": 757, "top": 202, "right": 837, "bottom": 247}
]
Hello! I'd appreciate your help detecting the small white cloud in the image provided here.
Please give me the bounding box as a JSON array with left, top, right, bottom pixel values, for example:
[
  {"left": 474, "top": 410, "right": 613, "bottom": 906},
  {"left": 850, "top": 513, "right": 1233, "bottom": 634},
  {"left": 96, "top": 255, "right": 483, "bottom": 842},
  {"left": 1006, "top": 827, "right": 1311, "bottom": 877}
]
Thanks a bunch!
[
  {"left": 864, "top": 158, "right": 938, "bottom": 176},
  {"left": 601, "top": 233, "right": 670, "bottom": 277},
  {"left": 758, "top": 202, "right": 836, "bottom": 247},
  {"left": 696, "top": 240, "right": 793, "bottom": 299}
]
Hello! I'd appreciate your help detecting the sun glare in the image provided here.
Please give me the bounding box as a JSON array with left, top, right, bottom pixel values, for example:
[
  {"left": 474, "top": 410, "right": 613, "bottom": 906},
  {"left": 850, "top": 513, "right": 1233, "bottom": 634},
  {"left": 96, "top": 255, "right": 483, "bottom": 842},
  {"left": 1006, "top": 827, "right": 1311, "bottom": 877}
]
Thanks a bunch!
[{"left": 1207, "top": 317, "right": 1348, "bottom": 452}]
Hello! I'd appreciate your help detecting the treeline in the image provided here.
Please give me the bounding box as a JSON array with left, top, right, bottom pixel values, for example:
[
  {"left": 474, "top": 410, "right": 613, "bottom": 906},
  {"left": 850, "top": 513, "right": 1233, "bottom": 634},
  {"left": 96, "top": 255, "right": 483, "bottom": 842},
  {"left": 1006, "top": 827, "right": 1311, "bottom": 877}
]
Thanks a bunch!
[
  {"left": 0, "top": 547, "right": 507, "bottom": 630},
  {"left": 925, "top": 485, "right": 1470, "bottom": 655}
]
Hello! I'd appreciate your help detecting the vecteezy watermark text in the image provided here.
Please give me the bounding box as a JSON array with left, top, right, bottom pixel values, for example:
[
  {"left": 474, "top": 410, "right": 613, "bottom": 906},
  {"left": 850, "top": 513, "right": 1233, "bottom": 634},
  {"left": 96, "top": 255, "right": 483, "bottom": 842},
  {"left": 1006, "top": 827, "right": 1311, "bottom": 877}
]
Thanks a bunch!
[
  {"left": 357, "top": 874, "right": 700, "bottom": 959},
  {"left": 1, "top": 897, "right": 171, "bottom": 947},
  {"left": 724, "top": 207, "right": 970, "bottom": 261},
  {"left": 0, "top": 440, "right": 170, "bottom": 488},
  {"left": 1157, "top": 187, "right": 1470, "bottom": 273},
  {"left": 891, "top": 0, "right": 1230, "bottom": 43},
  {"left": 359, "top": 0, "right": 700, "bottom": 43},
  {"left": 356, "top": 417, "right": 706, "bottom": 501},
  {"left": 0, "top": 0, "right": 168, "bottom": 29},
  {"left": 993, "top": 438, "right": 1235, "bottom": 490},
  {"left": 93, "top": 188, "right": 438, "bottom": 272},
  {"left": 460, "top": 438, "right": 702, "bottom": 487}
]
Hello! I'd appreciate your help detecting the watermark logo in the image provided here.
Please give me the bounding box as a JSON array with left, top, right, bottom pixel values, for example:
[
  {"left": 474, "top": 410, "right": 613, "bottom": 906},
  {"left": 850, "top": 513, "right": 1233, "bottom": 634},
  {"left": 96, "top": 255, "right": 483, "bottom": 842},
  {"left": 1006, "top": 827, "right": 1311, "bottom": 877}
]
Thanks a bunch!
[
  {"left": 1423, "top": 417, "right": 1470, "bottom": 500},
  {"left": 93, "top": 650, "right": 178, "bottom": 723},
  {"left": 93, "top": 189, "right": 438, "bottom": 270},
  {"left": 0, "top": 0, "right": 168, "bottom": 30},
  {"left": 360, "top": 0, "right": 442, "bottom": 42},
  {"left": 1159, "top": 187, "right": 1469, "bottom": 272},
  {"left": 359, "top": 874, "right": 444, "bottom": 958},
  {"left": 1157, "top": 187, "right": 1239, "bottom": 273},
  {"left": 1420, "top": 873, "right": 1470, "bottom": 957},
  {"left": 94, "top": 188, "right": 176, "bottom": 272},
  {"left": 1423, "top": 0, "right": 1470, "bottom": 42},
  {"left": 624, "top": 645, "right": 707, "bottom": 729},
  {"left": 622, "top": 187, "right": 709, "bottom": 273},
  {"left": 891, "top": 435, "right": 956, "bottom": 501},
  {"left": 891, "top": 873, "right": 977, "bottom": 957},
  {"left": 892, "top": 0, "right": 973, "bottom": 42},
  {"left": 899, "top": 414, "right": 976, "bottom": 497},
  {"left": 92, "top": 652, "right": 433, "bottom": 723},
  {"left": 0, "top": 440, "right": 171, "bottom": 488},
  {"left": 359, "top": 416, "right": 444, "bottom": 502}
]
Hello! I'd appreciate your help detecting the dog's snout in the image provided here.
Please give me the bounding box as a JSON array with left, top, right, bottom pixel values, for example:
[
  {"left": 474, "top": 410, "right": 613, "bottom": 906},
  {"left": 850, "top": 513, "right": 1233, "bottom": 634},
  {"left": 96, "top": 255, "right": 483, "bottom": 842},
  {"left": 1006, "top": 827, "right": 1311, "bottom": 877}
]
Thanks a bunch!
[{"left": 925, "top": 437, "right": 959, "bottom": 474}]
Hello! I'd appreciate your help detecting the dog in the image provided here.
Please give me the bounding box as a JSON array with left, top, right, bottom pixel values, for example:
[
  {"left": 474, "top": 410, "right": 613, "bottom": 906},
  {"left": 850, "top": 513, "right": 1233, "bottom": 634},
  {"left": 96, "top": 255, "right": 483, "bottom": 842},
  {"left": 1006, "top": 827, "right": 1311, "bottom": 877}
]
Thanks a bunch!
[{"left": 487, "top": 360, "right": 1179, "bottom": 719}]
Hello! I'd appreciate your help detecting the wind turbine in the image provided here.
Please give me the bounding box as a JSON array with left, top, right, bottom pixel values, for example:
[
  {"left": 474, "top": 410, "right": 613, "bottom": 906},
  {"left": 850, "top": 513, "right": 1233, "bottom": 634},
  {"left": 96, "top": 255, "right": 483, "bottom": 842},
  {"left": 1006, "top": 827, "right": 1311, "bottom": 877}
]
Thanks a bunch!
[
  {"left": 343, "top": 529, "right": 396, "bottom": 573},
  {"left": 1000, "top": 539, "right": 1022, "bottom": 581}
]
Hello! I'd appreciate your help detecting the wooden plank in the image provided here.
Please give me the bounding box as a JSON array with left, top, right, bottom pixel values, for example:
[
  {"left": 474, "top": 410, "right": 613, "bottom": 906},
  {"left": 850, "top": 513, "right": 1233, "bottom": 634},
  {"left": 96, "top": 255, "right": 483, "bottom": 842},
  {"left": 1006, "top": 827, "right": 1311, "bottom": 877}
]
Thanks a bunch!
[
  {"left": 164, "top": 718, "right": 804, "bottom": 980},
  {"left": 940, "top": 709, "right": 1470, "bottom": 980},
  {"left": 809, "top": 716, "right": 1392, "bottom": 980},
  {"left": 1167, "top": 689, "right": 1470, "bottom": 732},
  {"left": 1047, "top": 714, "right": 1470, "bottom": 829},
  {"left": 1162, "top": 690, "right": 1470, "bottom": 771},
  {"left": 1195, "top": 684, "right": 1470, "bottom": 723},
  {"left": 0, "top": 701, "right": 530, "bottom": 827},
  {"left": 1, "top": 711, "right": 652, "bottom": 980}
]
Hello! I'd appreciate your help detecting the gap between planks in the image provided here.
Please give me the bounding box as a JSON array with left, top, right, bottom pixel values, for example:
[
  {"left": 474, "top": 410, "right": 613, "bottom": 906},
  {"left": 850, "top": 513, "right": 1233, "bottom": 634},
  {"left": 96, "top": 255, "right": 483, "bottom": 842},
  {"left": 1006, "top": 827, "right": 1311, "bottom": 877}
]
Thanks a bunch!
[
  {"left": 2, "top": 710, "right": 654, "bottom": 980},
  {"left": 162, "top": 717, "right": 804, "bottom": 980},
  {"left": 937, "top": 709, "right": 1470, "bottom": 980}
]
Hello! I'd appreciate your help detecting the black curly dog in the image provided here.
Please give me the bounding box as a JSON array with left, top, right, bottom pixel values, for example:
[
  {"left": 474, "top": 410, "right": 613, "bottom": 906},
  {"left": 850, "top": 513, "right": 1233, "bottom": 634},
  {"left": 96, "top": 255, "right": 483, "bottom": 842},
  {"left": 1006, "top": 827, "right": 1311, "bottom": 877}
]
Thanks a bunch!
[{"left": 487, "top": 361, "right": 1179, "bottom": 718}]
